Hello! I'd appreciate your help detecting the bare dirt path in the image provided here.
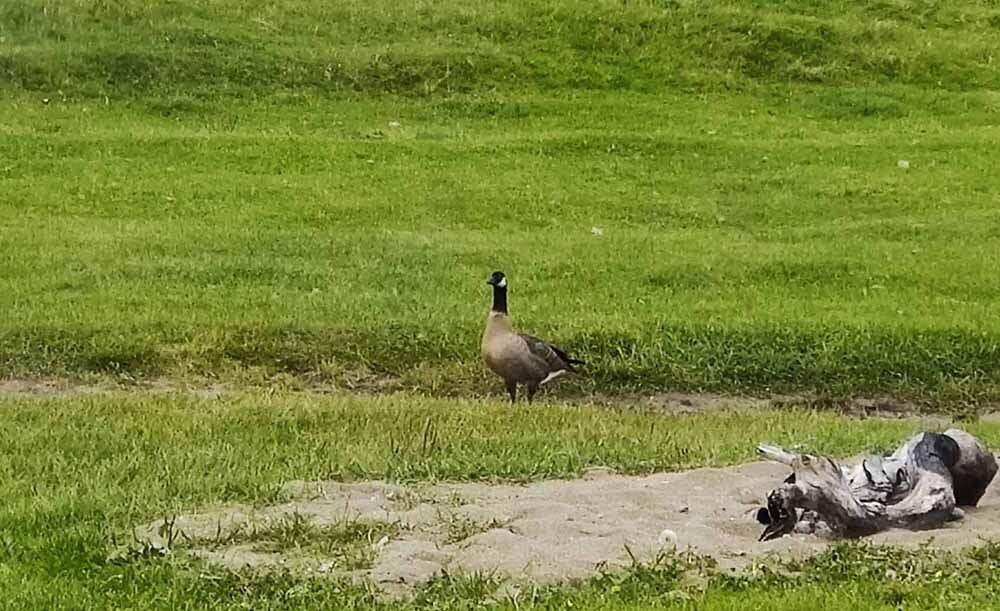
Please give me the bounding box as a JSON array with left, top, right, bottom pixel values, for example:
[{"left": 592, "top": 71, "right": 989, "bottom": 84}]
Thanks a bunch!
[{"left": 0, "top": 376, "right": 982, "bottom": 422}]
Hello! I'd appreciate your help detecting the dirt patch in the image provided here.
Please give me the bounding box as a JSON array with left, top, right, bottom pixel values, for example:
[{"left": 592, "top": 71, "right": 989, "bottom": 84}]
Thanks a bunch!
[
  {"left": 132, "top": 460, "right": 1000, "bottom": 597},
  {"left": 624, "top": 390, "right": 956, "bottom": 421},
  {"left": 616, "top": 391, "right": 772, "bottom": 414},
  {"left": 0, "top": 376, "right": 228, "bottom": 400},
  {"left": 0, "top": 377, "right": 110, "bottom": 397},
  {"left": 2, "top": 375, "right": 992, "bottom": 421}
]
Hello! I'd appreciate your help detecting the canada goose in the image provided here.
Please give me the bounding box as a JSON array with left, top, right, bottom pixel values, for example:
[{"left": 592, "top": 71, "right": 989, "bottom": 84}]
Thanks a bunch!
[{"left": 481, "top": 271, "right": 584, "bottom": 403}]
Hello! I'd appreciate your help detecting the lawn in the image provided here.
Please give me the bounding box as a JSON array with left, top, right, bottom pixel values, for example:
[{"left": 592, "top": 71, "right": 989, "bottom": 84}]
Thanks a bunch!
[
  {"left": 4, "top": 0, "right": 1000, "bottom": 607},
  {"left": 2, "top": 0, "right": 1000, "bottom": 402},
  {"left": 2, "top": 392, "right": 1000, "bottom": 609}
]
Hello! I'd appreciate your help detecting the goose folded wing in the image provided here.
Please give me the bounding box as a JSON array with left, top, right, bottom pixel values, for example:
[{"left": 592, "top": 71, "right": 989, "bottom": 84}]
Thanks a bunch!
[{"left": 518, "top": 334, "right": 577, "bottom": 371}]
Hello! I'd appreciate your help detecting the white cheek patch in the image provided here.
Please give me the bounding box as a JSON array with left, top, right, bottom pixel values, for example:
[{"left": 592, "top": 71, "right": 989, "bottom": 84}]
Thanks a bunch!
[{"left": 497, "top": 277, "right": 507, "bottom": 288}]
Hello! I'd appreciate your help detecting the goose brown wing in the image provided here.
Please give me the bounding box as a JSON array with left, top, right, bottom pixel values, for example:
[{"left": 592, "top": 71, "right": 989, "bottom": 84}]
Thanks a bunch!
[{"left": 518, "top": 334, "right": 583, "bottom": 372}]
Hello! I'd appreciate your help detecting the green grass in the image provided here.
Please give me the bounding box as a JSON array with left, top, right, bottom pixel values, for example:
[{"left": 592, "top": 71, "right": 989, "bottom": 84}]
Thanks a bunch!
[
  {"left": 440, "top": 513, "right": 507, "bottom": 546},
  {"left": 1, "top": 1, "right": 1000, "bottom": 402},
  {"left": 1, "top": 392, "right": 999, "bottom": 609},
  {"left": 4, "top": 0, "right": 1000, "bottom": 97},
  {"left": 5, "top": 0, "right": 1000, "bottom": 606},
  {"left": 198, "top": 512, "right": 399, "bottom": 570}
]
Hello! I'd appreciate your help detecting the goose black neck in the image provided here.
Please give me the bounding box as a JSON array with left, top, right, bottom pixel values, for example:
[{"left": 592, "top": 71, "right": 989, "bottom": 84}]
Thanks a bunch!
[{"left": 491, "top": 284, "right": 508, "bottom": 314}]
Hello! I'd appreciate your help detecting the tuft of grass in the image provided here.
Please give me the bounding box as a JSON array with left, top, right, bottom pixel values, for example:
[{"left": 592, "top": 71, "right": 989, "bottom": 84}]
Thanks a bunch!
[
  {"left": 206, "top": 512, "right": 398, "bottom": 571},
  {"left": 438, "top": 512, "right": 506, "bottom": 546}
]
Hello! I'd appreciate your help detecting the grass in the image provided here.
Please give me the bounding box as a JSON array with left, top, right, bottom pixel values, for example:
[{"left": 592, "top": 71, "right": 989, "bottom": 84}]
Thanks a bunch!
[
  {"left": 439, "top": 512, "right": 506, "bottom": 546},
  {"left": 0, "top": 1, "right": 1000, "bottom": 403},
  {"left": 4, "top": 0, "right": 1000, "bottom": 97},
  {"left": 5, "top": 0, "right": 1000, "bottom": 607},
  {"left": 198, "top": 512, "right": 399, "bottom": 571},
  {"left": 1, "top": 391, "right": 999, "bottom": 608}
]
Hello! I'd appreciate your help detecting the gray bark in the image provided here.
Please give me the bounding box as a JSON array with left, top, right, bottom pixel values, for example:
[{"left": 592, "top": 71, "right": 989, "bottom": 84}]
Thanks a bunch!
[{"left": 757, "top": 429, "right": 997, "bottom": 541}]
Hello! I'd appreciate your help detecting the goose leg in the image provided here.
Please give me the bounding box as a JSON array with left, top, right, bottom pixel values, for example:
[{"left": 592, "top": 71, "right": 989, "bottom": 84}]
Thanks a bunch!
[
  {"left": 505, "top": 380, "right": 517, "bottom": 403},
  {"left": 526, "top": 383, "right": 539, "bottom": 404}
]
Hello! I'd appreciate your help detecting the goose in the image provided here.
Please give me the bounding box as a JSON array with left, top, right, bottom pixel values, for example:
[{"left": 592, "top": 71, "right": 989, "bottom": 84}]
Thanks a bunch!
[{"left": 480, "top": 271, "right": 584, "bottom": 403}]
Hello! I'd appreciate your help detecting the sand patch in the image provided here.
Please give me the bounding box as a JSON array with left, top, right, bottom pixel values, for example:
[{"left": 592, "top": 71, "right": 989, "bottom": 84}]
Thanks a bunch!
[{"left": 132, "top": 460, "right": 1000, "bottom": 596}]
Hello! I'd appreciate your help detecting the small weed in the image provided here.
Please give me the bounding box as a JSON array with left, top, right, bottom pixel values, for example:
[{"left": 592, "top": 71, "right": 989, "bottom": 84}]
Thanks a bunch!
[
  {"left": 438, "top": 511, "right": 507, "bottom": 545},
  {"left": 199, "top": 513, "right": 399, "bottom": 571}
]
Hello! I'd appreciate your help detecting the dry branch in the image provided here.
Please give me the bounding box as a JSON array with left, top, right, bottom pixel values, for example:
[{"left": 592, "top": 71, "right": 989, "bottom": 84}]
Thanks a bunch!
[{"left": 756, "top": 429, "right": 997, "bottom": 541}]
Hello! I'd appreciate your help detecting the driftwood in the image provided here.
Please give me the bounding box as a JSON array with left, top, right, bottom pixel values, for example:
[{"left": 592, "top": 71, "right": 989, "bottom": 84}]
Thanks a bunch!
[{"left": 756, "top": 429, "right": 998, "bottom": 541}]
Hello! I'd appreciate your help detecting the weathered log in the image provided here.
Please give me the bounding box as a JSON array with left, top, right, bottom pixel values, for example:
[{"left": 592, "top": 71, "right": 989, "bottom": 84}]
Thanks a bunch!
[
  {"left": 756, "top": 429, "right": 997, "bottom": 542},
  {"left": 944, "top": 429, "right": 997, "bottom": 506}
]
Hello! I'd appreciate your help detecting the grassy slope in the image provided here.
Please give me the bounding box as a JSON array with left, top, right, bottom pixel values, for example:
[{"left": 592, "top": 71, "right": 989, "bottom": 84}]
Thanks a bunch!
[
  {"left": 1, "top": 1, "right": 1000, "bottom": 402},
  {"left": 3, "top": 392, "right": 1000, "bottom": 609}
]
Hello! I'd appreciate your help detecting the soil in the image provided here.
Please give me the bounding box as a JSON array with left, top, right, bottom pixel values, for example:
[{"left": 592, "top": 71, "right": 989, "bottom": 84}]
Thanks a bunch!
[
  {"left": 0, "top": 375, "right": 984, "bottom": 421},
  {"left": 132, "top": 459, "right": 1000, "bottom": 598}
]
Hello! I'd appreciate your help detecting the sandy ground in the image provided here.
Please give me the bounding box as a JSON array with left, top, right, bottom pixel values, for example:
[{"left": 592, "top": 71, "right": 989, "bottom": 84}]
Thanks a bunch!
[{"left": 133, "top": 459, "right": 1000, "bottom": 596}]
